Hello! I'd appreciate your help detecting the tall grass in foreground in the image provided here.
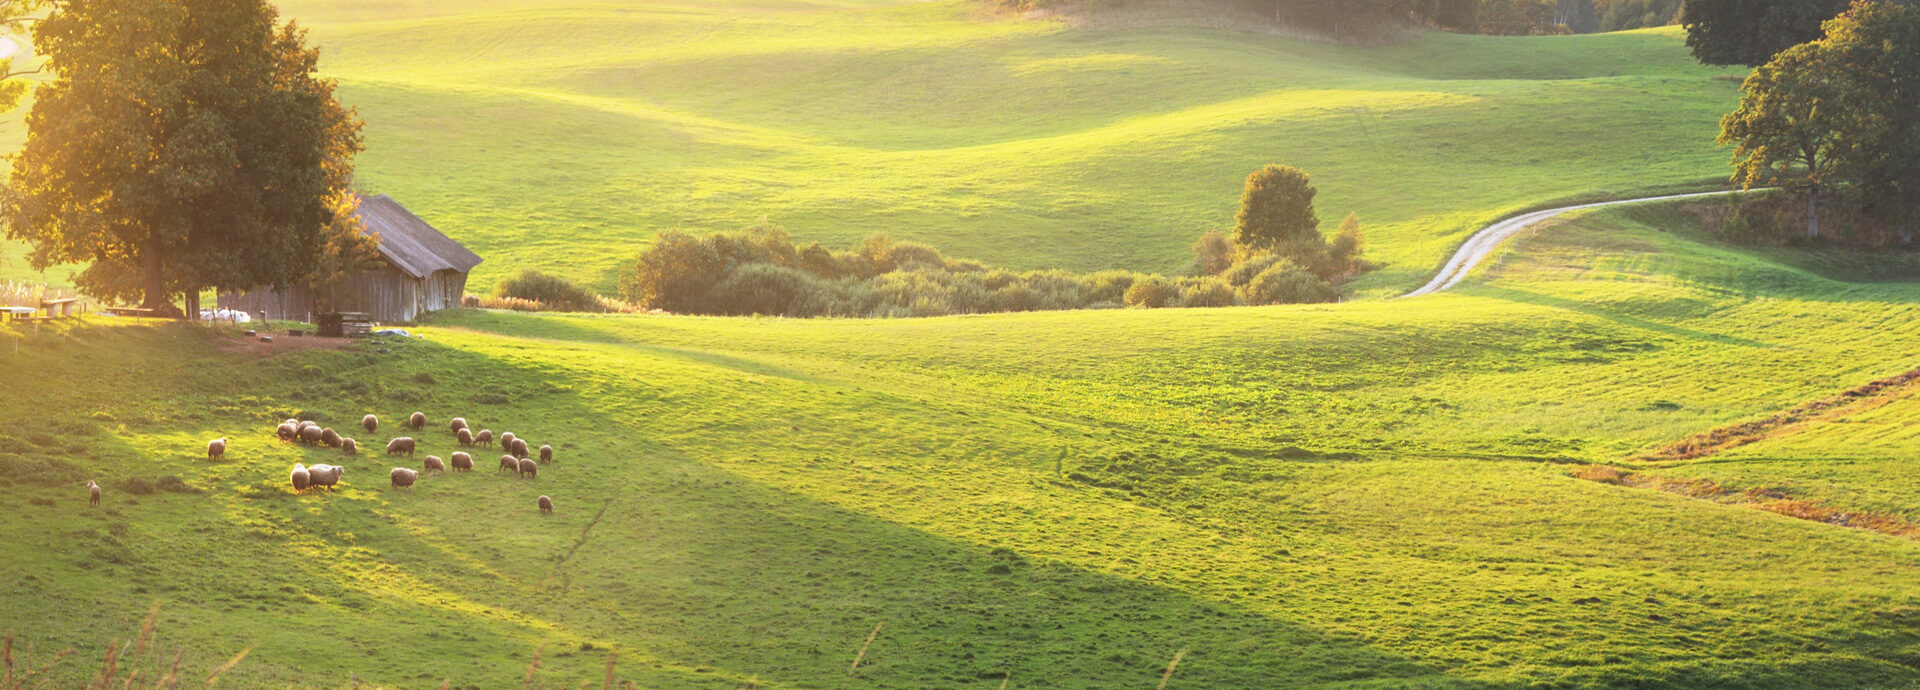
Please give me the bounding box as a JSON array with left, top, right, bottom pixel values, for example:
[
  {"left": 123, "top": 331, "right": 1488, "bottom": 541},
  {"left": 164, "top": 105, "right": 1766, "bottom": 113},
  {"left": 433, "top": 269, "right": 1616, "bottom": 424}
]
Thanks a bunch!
[{"left": 2, "top": 604, "right": 249, "bottom": 689}]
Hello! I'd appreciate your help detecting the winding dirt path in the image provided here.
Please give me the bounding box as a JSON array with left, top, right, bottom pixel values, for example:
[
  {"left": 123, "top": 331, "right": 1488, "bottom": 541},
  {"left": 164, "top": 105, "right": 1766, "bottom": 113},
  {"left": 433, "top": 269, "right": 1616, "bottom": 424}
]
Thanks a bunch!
[{"left": 1401, "top": 191, "right": 1742, "bottom": 298}]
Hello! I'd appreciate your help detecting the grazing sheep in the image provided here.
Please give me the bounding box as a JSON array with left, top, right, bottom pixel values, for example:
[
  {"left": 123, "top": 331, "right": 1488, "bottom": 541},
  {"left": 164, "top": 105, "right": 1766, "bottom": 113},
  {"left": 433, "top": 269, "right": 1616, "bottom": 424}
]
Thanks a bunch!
[
  {"left": 538, "top": 444, "right": 553, "bottom": 464},
  {"left": 362, "top": 414, "right": 378, "bottom": 434},
  {"left": 450, "top": 452, "right": 473, "bottom": 472},
  {"left": 408, "top": 411, "right": 426, "bottom": 430},
  {"left": 341, "top": 438, "right": 358, "bottom": 455},
  {"left": 517, "top": 457, "right": 538, "bottom": 479},
  {"left": 449, "top": 417, "right": 468, "bottom": 434},
  {"left": 424, "top": 455, "right": 447, "bottom": 473},
  {"left": 320, "top": 428, "right": 343, "bottom": 448},
  {"left": 457, "top": 428, "right": 474, "bottom": 447},
  {"left": 390, "top": 467, "right": 418, "bottom": 489},
  {"left": 299, "top": 425, "right": 324, "bottom": 445},
  {"left": 510, "top": 438, "right": 529, "bottom": 459},
  {"left": 283, "top": 418, "right": 300, "bottom": 427},
  {"left": 308, "top": 464, "right": 344, "bottom": 491},
  {"left": 475, "top": 429, "right": 493, "bottom": 447},
  {"left": 386, "top": 437, "right": 416, "bottom": 457},
  {"left": 498, "top": 455, "right": 519, "bottom": 472},
  {"left": 276, "top": 422, "right": 297, "bottom": 442},
  {"left": 538, "top": 495, "right": 553, "bottom": 514},
  {"left": 207, "top": 438, "right": 227, "bottom": 461},
  {"left": 87, "top": 480, "right": 100, "bottom": 507},
  {"left": 499, "top": 432, "right": 516, "bottom": 451},
  {"left": 290, "top": 463, "right": 311, "bottom": 493}
]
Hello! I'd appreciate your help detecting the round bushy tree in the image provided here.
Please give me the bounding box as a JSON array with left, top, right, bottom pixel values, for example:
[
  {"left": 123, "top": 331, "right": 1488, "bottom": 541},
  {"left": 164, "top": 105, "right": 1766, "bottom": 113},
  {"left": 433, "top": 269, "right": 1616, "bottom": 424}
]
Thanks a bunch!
[{"left": 1233, "top": 164, "right": 1321, "bottom": 256}]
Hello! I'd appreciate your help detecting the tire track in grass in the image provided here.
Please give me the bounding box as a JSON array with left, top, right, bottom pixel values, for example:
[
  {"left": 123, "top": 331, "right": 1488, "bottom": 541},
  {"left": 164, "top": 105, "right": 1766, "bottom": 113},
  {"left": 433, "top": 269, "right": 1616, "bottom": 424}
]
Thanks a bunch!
[{"left": 544, "top": 496, "right": 615, "bottom": 593}]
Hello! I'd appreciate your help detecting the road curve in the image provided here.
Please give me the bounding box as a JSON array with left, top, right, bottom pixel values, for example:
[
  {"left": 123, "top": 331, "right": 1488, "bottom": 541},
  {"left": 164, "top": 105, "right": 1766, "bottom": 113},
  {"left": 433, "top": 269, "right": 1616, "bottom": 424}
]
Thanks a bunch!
[{"left": 1401, "top": 191, "right": 1743, "bottom": 298}]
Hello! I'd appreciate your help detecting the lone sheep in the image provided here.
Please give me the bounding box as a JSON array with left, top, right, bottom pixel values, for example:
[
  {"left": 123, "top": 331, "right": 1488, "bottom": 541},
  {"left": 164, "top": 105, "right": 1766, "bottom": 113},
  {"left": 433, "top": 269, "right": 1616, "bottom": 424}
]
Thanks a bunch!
[
  {"left": 290, "top": 463, "right": 311, "bottom": 493},
  {"left": 498, "top": 455, "right": 518, "bottom": 472},
  {"left": 87, "top": 480, "right": 100, "bottom": 507},
  {"left": 424, "top": 455, "right": 447, "bottom": 473},
  {"left": 538, "top": 495, "right": 553, "bottom": 514},
  {"left": 341, "top": 438, "right": 358, "bottom": 455},
  {"left": 320, "top": 428, "right": 343, "bottom": 449},
  {"left": 450, "top": 452, "right": 473, "bottom": 472},
  {"left": 207, "top": 438, "right": 226, "bottom": 461},
  {"left": 449, "top": 417, "right": 468, "bottom": 434},
  {"left": 362, "top": 414, "right": 378, "bottom": 434},
  {"left": 408, "top": 411, "right": 426, "bottom": 430},
  {"left": 386, "top": 437, "right": 416, "bottom": 457},
  {"left": 510, "top": 438, "right": 529, "bottom": 459},
  {"left": 475, "top": 429, "right": 493, "bottom": 447},
  {"left": 308, "top": 464, "right": 344, "bottom": 491},
  {"left": 538, "top": 444, "right": 553, "bottom": 464},
  {"left": 457, "top": 428, "right": 474, "bottom": 447},
  {"left": 276, "top": 422, "right": 297, "bottom": 443},
  {"left": 518, "top": 457, "right": 538, "bottom": 479},
  {"left": 390, "top": 467, "right": 418, "bottom": 489}
]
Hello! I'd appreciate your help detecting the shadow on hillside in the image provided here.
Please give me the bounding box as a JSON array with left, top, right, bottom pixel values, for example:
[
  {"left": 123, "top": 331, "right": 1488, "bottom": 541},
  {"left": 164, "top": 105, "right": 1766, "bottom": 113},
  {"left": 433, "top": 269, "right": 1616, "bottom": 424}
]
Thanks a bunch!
[
  {"left": 1469, "top": 285, "right": 1773, "bottom": 349},
  {"left": 233, "top": 332, "right": 1475, "bottom": 687},
  {"left": 428, "top": 309, "right": 835, "bottom": 386}
]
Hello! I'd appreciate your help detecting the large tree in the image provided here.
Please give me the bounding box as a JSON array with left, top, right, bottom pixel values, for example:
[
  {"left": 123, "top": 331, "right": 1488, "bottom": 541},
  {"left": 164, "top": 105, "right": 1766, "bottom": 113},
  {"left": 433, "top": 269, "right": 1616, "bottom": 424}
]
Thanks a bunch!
[
  {"left": 1717, "top": 38, "right": 1848, "bottom": 238},
  {"left": 1681, "top": 0, "right": 1853, "bottom": 66},
  {"left": 1718, "top": 1, "right": 1920, "bottom": 239},
  {"left": 3, "top": 0, "right": 362, "bottom": 316}
]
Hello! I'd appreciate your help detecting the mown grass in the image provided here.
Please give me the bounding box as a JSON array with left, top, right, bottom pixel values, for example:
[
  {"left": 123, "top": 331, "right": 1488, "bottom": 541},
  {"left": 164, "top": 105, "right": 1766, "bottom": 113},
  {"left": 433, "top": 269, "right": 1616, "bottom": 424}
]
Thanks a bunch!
[
  {"left": 8, "top": 203, "right": 1920, "bottom": 687},
  {"left": 0, "top": 0, "right": 1719, "bottom": 295}
]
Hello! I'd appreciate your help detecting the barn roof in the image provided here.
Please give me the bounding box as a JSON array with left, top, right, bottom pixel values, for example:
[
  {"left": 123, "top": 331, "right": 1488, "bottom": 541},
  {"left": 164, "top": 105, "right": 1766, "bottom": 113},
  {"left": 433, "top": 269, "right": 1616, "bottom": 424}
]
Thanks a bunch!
[{"left": 358, "top": 195, "right": 483, "bottom": 279}]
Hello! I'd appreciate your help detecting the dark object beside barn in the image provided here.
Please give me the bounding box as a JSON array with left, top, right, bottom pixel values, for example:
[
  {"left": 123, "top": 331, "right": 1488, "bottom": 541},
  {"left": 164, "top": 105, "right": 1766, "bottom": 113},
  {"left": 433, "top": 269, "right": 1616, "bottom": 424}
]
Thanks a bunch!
[{"left": 218, "top": 195, "right": 483, "bottom": 323}]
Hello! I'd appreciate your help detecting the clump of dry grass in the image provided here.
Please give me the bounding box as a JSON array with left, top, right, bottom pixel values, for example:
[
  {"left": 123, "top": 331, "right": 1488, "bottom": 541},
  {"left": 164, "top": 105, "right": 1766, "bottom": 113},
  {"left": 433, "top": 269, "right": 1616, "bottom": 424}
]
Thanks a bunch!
[
  {"left": 0, "top": 281, "right": 83, "bottom": 309},
  {"left": 3, "top": 604, "right": 248, "bottom": 690},
  {"left": 460, "top": 293, "right": 640, "bottom": 314},
  {"left": 1570, "top": 464, "right": 1623, "bottom": 484}
]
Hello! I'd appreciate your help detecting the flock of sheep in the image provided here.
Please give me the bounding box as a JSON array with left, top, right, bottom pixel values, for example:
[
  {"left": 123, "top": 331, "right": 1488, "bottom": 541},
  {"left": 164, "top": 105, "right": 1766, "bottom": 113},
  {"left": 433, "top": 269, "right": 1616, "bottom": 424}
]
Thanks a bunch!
[{"left": 192, "top": 411, "right": 556, "bottom": 513}]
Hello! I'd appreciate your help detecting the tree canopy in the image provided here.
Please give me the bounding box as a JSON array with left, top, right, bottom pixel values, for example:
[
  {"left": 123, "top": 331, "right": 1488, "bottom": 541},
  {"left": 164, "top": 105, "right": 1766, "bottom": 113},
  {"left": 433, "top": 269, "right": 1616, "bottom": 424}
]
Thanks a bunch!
[
  {"left": 1718, "top": 0, "right": 1920, "bottom": 237},
  {"left": 3, "top": 0, "right": 363, "bottom": 313},
  {"left": 1682, "top": 0, "right": 1854, "bottom": 66},
  {"left": 1233, "top": 164, "right": 1321, "bottom": 257}
]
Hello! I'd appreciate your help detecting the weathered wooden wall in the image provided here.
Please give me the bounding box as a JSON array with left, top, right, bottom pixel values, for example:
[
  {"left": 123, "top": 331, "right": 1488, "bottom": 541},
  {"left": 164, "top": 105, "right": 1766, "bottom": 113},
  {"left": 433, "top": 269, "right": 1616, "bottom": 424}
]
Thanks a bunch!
[{"left": 218, "top": 264, "right": 461, "bottom": 323}]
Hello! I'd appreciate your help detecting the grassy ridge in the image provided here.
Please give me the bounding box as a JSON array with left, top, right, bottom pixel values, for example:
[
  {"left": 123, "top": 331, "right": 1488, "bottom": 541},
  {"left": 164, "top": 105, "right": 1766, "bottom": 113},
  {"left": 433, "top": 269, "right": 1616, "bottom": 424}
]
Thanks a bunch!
[
  {"left": 8, "top": 204, "right": 1920, "bottom": 686},
  {"left": 218, "top": 0, "right": 1740, "bottom": 294}
]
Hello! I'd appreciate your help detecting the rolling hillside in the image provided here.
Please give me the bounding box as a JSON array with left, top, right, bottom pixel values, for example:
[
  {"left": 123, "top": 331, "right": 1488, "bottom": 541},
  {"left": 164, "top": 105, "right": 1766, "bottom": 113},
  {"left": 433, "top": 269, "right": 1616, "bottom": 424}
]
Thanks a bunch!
[
  {"left": 9, "top": 203, "right": 1920, "bottom": 687},
  {"left": 0, "top": 0, "right": 1724, "bottom": 294}
]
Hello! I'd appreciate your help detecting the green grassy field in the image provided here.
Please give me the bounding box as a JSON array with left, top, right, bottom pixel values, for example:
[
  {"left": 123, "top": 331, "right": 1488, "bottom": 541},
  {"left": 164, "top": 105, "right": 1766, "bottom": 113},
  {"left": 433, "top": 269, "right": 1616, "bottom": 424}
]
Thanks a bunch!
[
  {"left": 9, "top": 201, "right": 1920, "bottom": 688},
  {"left": 0, "top": 0, "right": 1744, "bottom": 294}
]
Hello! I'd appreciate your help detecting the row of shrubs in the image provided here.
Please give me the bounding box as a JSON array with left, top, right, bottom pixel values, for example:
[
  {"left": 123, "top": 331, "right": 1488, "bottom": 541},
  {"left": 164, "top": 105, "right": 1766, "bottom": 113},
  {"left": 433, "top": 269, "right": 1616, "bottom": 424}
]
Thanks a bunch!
[
  {"left": 464, "top": 270, "right": 638, "bottom": 313},
  {"left": 610, "top": 226, "right": 1353, "bottom": 318}
]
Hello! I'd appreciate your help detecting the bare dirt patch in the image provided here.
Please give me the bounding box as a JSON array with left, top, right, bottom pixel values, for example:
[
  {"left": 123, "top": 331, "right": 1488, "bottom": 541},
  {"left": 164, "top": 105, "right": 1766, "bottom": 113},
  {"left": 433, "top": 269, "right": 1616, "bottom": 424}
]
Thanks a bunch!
[
  {"left": 1573, "top": 464, "right": 1920, "bottom": 540},
  {"left": 1645, "top": 366, "right": 1920, "bottom": 461}
]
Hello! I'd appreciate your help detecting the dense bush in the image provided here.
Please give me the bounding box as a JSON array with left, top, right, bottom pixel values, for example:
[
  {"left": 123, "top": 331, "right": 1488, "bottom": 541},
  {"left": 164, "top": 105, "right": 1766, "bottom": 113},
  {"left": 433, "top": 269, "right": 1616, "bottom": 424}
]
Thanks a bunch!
[
  {"left": 620, "top": 202, "right": 1369, "bottom": 317},
  {"left": 494, "top": 270, "right": 606, "bottom": 312},
  {"left": 1245, "top": 260, "right": 1340, "bottom": 304},
  {"left": 1124, "top": 276, "right": 1181, "bottom": 308}
]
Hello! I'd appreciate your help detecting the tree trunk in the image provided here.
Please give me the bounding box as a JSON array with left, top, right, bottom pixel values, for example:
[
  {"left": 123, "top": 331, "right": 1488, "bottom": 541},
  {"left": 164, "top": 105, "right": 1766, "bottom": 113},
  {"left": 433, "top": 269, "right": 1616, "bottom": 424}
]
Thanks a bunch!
[
  {"left": 1806, "top": 188, "right": 1821, "bottom": 239},
  {"left": 142, "top": 234, "right": 166, "bottom": 311},
  {"left": 185, "top": 288, "right": 200, "bottom": 321}
]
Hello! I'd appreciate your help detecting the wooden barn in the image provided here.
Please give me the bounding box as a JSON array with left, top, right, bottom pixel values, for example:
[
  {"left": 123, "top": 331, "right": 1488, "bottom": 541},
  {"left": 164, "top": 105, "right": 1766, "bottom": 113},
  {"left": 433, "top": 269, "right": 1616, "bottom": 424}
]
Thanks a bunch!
[{"left": 218, "top": 195, "right": 482, "bottom": 323}]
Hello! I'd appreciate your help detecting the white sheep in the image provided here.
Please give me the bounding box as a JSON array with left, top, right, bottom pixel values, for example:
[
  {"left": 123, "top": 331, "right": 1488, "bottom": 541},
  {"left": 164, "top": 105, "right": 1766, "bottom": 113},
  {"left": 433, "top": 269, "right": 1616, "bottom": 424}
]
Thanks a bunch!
[
  {"left": 390, "top": 467, "right": 418, "bottom": 489},
  {"left": 290, "top": 463, "right": 311, "bottom": 493},
  {"left": 538, "top": 495, "right": 553, "bottom": 514},
  {"left": 207, "top": 438, "right": 227, "bottom": 461}
]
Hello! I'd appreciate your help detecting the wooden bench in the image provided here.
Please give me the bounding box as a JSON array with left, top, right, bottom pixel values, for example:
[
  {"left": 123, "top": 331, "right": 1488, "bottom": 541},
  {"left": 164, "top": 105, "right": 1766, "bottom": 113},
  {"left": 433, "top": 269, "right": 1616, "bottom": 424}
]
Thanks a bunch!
[
  {"left": 39, "top": 298, "right": 78, "bottom": 318},
  {"left": 0, "top": 306, "right": 35, "bottom": 324}
]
